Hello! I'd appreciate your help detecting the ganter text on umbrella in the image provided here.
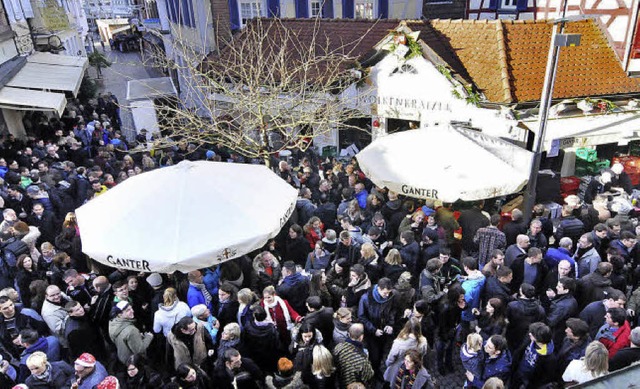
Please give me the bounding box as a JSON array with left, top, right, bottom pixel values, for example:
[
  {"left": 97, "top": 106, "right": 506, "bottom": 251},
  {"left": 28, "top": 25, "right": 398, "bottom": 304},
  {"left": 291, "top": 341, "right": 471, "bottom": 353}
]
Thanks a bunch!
[
  {"left": 106, "top": 255, "right": 151, "bottom": 271},
  {"left": 401, "top": 185, "right": 438, "bottom": 199}
]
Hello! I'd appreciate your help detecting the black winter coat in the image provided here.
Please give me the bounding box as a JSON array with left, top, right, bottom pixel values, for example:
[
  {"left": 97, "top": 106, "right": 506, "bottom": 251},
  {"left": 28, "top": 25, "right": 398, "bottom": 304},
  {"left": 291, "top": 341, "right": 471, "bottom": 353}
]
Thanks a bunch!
[
  {"left": 546, "top": 293, "right": 578, "bottom": 344},
  {"left": 505, "top": 298, "right": 545, "bottom": 349},
  {"left": 242, "top": 319, "right": 280, "bottom": 372},
  {"left": 302, "top": 307, "right": 334, "bottom": 348},
  {"left": 399, "top": 241, "right": 420, "bottom": 275},
  {"left": 482, "top": 276, "right": 512, "bottom": 304},
  {"left": 357, "top": 289, "right": 396, "bottom": 335}
]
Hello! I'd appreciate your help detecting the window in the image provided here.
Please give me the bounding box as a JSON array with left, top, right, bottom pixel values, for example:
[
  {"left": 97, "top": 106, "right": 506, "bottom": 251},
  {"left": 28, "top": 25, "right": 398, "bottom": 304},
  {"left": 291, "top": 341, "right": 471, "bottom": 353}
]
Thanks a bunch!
[
  {"left": 309, "top": 0, "right": 322, "bottom": 17},
  {"left": 354, "top": 0, "right": 373, "bottom": 19},
  {"left": 501, "top": 0, "right": 517, "bottom": 8},
  {"left": 239, "top": 0, "right": 263, "bottom": 26}
]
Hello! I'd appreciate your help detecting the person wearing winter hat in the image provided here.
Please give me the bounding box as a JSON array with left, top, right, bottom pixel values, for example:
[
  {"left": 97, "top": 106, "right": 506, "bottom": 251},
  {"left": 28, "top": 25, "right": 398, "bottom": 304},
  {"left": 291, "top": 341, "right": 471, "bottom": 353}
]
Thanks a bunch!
[
  {"left": 145, "top": 272, "right": 165, "bottom": 316},
  {"left": 73, "top": 353, "right": 109, "bottom": 389},
  {"left": 108, "top": 301, "right": 154, "bottom": 365},
  {"left": 97, "top": 375, "right": 120, "bottom": 389}
]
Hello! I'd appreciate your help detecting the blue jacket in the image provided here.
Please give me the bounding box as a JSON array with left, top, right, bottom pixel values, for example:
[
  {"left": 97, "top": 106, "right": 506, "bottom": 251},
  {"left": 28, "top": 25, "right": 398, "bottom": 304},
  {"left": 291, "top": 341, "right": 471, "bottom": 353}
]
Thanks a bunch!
[
  {"left": 203, "top": 267, "right": 221, "bottom": 296},
  {"left": 18, "top": 336, "right": 61, "bottom": 382},
  {"left": 544, "top": 247, "right": 575, "bottom": 269},
  {"left": 471, "top": 349, "right": 512, "bottom": 388},
  {"left": 357, "top": 286, "right": 396, "bottom": 335},
  {"left": 77, "top": 361, "right": 108, "bottom": 389},
  {"left": 461, "top": 273, "right": 486, "bottom": 322},
  {"left": 187, "top": 284, "right": 212, "bottom": 311},
  {"left": 354, "top": 190, "right": 368, "bottom": 209}
]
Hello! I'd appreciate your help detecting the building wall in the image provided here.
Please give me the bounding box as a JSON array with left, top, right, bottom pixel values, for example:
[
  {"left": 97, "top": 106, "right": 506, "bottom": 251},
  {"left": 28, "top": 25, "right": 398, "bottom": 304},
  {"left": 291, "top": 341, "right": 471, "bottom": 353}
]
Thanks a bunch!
[{"left": 424, "top": 0, "right": 466, "bottom": 19}]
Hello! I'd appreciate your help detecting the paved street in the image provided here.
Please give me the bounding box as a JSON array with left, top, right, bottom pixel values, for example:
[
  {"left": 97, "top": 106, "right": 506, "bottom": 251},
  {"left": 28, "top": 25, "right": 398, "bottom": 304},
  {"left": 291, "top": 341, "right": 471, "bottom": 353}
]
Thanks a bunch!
[{"left": 90, "top": 38, "right": 163, "bottom": 141}]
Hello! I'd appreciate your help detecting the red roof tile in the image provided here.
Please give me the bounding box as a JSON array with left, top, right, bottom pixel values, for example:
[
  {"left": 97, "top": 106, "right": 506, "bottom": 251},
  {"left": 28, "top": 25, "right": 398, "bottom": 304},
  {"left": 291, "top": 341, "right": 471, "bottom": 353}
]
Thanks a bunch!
[{"left": 414, "top": 18, "right": 640, "bottom": 104}]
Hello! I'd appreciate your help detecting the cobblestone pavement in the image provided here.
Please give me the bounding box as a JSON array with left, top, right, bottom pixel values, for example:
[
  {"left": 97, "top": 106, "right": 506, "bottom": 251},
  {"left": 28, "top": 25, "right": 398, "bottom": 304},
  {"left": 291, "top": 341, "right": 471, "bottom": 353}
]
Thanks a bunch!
[{"left": 90, "top": 38, "right": 163, "bottom": 142}]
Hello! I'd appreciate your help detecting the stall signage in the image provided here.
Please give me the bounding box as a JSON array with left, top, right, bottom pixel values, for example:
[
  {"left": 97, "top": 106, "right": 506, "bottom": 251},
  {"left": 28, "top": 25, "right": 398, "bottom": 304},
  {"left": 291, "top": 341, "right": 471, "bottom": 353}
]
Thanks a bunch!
[
  {"left": 557, "top": 136, "right": 589, "bottom": 149},
  {"left": 401, "top": 184, "right": 439, "bottom": 199},
  {"left": 359, "top": 95, "right": 452, "bottom": 113}
]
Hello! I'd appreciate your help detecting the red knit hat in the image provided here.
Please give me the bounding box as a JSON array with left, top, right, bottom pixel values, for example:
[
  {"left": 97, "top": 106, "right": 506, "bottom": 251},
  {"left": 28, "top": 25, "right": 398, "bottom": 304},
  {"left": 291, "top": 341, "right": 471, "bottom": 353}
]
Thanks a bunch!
[
  {"left": 97, "top": 376, "right": 119, "bottom": 389},
  {"left": 74, "top": 353, "right": 96, "bottom": 368}
]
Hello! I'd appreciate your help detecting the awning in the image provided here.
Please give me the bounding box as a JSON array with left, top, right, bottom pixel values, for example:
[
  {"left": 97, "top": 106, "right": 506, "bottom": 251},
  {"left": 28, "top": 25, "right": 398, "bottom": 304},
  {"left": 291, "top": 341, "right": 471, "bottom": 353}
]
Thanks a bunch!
[
  {"left": 5, "top": 52, "right": 88, "bottom": 97},
  {"left": 126, "top": 77, "right": 177, "bottom": 101},
  {"left": 523, "top": 111, "right": 640, "bottom": 151},
  {"left": 0, "top": 86, "right": 66, "bottom": 116}
]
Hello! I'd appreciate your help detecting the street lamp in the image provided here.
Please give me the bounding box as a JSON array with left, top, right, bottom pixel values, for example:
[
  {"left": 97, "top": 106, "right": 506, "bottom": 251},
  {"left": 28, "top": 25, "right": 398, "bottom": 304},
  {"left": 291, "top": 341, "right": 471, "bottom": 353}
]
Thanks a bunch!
[{"left": 523, "top": 15, "right": 584, "bottom": 222}]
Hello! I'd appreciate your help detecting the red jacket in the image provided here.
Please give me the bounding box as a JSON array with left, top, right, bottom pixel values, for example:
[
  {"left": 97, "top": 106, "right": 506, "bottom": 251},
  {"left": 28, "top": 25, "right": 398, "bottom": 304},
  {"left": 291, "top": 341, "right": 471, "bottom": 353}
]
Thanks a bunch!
[
  {"left": 599, "top": 320, "right": 631, "bottom": 358},
  {"left": 304, "top": 223, "right": 325, "bottom": 249}
]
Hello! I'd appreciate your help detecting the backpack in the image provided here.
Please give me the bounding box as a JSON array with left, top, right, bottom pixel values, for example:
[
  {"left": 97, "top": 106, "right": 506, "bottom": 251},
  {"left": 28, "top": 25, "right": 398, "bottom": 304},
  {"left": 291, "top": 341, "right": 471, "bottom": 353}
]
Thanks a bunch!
[{"left": 1, "top": 238, "right": 29, "bottom": 276}]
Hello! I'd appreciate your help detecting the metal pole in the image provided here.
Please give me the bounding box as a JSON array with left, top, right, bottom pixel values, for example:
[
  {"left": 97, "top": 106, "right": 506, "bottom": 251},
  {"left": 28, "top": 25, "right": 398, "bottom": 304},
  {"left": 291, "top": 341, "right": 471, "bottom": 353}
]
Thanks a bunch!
[{"left": 523, "top": 22, "right": 564, "bottom": 222}]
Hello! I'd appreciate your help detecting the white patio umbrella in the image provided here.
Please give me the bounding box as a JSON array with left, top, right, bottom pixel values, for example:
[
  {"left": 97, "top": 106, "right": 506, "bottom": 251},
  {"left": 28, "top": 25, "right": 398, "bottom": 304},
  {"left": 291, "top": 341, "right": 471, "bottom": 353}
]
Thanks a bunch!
[
  {"left": 356, "top": 125, "right": 533, "bottom": 202},
  {"left": 76, "top": 160, "right": 297, "bottom": 273}
]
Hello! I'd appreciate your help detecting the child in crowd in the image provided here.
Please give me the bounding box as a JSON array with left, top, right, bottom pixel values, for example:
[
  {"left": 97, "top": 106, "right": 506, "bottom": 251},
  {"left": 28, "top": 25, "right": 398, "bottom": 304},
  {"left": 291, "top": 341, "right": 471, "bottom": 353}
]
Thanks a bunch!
[{"left": 461, "top": 333, "right": 484, "bottom": 388}]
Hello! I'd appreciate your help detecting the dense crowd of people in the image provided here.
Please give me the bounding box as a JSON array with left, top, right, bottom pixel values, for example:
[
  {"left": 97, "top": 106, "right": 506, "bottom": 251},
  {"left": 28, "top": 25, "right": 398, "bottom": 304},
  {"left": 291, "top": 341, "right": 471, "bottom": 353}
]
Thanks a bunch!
[{"left": 0, "top": 96, "right": 640, "bottom": 389}]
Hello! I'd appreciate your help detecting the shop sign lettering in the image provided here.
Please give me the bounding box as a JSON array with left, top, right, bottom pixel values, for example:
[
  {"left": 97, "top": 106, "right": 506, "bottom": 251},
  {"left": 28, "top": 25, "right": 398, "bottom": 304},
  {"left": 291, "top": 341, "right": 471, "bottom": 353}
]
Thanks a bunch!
[
  {"left": 401, "top": 185, "right": 438, "bottom": 199},
  {"left": 359, "top": 95, "right": 451, "bottom": 112},
  {"left": 279, "top": 202, "right": 295, "bottom": 228},
  {"left": 106, "top": 255, "right": 151, "bottom": 271}
]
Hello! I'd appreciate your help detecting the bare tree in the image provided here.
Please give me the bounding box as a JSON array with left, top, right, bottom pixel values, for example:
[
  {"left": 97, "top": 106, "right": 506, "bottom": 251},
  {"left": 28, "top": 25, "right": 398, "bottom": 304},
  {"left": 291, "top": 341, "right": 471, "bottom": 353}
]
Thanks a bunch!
[{"left": 146, "top": 18, "right": 378, "bottom": 166}]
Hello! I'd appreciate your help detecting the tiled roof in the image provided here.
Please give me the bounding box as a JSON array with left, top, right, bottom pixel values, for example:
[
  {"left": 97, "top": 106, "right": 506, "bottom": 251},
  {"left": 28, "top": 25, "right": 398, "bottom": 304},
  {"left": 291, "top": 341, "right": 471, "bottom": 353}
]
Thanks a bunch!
[
  {"left": 207, "top": 18, "right": 400, "bottom": 82},
  {"left": 413, "top": 19, "right": 640, "bottom": 104}
]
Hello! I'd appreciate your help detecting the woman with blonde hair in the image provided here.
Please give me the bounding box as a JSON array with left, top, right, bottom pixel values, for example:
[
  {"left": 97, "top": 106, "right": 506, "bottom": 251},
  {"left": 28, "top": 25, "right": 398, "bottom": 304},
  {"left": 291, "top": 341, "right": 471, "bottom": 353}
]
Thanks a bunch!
[
  {"left": 383, "top": 248, "right": 405, "bottom": 283},
  {"left": 310, "top": 344, "right": 337, "bottom": 388},
  {"left": 237, "top": 287, "right": 258, "bottom": 330},
  {"left": 25, "top": 351, "right": 74, "bottom": 388},
  {"left": 260, "top": 285, "right": 301, "bottom": 348},
  {"left": 217, "top": 322, "right": 242, "bottom": 358},
  {"left": 359, "top": 243, "right": 381, "bottom": 283},
  {"left": 383, "top": 318, "right": 428, "bottom": 385},
  {"left": 398, "top": 208, "right": 425, "bottom": 240},
  {"left": 562, "top": 340, "right": 609, "bottom": 384},
  {"left": 153, "top": 287, "right": 192, "bottom": 336}
]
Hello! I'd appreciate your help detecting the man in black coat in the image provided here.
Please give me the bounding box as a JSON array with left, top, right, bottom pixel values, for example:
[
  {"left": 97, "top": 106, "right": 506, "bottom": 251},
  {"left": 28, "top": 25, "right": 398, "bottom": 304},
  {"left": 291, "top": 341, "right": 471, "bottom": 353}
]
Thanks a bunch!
[
  {"left": 398, "top": 230, "right": 420, "bottom": 277},
  {"left": 483, "top": 266, "right": 514, "bottom": 304},
  {"left": 609, "top": 326, "right": 640, "bottom": 371},
  {"left": 212, "top": 348, "right": 264, "bottom": 389},
  {"left": 579, "top": 289, "right": 627, "bottom": 339},
  {"left": 545, "top": 277, "right": 579, "bottom": 345},
  {"left": 277, "top": 261, "right": 310, "bottom": 315},
  {"left": 64, "top": 300, "right": 106, "bottom": 361},
  {"left": 504, "top": 234, "right": 530, "bottom": 268},
  {"left": 511, "top": 247, "right": 548, "bottom": 295},
  {"left": 502, "top": 209, "right": 528, "bottom": 247},
  {"left": 457, "top": 201, "right": 489, "bottom": 258},
  {"left": 505, "top": 283, "right": 545, "bottom": 350},
  {"left": 577, "top": 262, "right": 615, "bottom": 309},
  {"left": 302, "top": 296, "right": 334, "bottom": 347},
  {"left": 0, "top": 296, "right": 49, "bottom": 358}
]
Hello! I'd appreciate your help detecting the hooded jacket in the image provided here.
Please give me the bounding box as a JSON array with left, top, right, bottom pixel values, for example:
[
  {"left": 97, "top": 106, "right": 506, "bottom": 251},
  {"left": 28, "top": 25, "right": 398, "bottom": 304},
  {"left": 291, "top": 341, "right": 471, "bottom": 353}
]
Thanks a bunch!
[
  {"left": 108, "top": 316, "right": 153, "bottom": 364},
  {"left": 461, "top": 272, "right": 486, "bottom": 322},
  {"left": 242, "top": 319, "right": 280, "bottom": 371},
  {"left": 277, "top": 272, "right": 310, "bottom": 315},
  {"left": 515, "top": 341, "right": 557, "bottom": 388},
  {"left": 470, "top": 350, "right": 512, "bottom": 388},
  {"left": 577, "top": 271, "right": 614, "bottom": 309},
  {"left": 153, "top": 300, "right": 192, "bottom": 336}
]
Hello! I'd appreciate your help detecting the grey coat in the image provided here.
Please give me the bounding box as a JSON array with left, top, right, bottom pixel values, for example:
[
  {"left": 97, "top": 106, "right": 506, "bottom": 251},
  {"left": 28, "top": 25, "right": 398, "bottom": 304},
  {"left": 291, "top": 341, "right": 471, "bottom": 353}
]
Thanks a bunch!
[{"left": 383, "top": 335, "right": 428, "bottom": 383}]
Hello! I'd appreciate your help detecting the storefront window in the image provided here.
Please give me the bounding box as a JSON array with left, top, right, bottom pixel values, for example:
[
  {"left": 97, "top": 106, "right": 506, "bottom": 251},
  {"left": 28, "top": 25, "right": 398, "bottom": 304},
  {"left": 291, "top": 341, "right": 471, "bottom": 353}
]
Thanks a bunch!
[{"left": 355, "top": 0, "right": 374, "bottom": 19}]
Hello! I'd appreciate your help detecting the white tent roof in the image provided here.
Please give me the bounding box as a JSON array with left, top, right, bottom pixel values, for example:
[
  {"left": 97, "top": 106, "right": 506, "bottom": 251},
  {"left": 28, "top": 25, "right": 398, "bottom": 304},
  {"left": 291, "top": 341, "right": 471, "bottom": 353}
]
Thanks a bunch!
[
  {"left": 525, "top": 111, "right": 640, "bottom": 151},
  {"left": 6, "top": 53, "right": 88, "bottom": 97},
  {"left": 0, "top": 86, "right": 66, "bottom": 116},
  {"left": 127, "top": 77, "right": 177, "bottom": 101}
]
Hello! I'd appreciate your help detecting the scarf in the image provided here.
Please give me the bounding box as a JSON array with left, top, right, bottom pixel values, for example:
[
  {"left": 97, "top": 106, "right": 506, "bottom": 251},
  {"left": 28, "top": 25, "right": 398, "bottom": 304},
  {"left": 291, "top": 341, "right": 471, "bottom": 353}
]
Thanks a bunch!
[
  {"left": 264, "top": 296, "right": 293, "bottom": 330},
  {"left": 35, "top": 363, "right": 52, "bottom": 381},
  {"left": 393, "top": 364, "right": 416, "bottom": 389},
  {"left": 372, "top": 284, "right": 391, "bottom": 304},
  {"left": 191, "top": 282, "right": 212, "bottom": 304}
]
